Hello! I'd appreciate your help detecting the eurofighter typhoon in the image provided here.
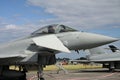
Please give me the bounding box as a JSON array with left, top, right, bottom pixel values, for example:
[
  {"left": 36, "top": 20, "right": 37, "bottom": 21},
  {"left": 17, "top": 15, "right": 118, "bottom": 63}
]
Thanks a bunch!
[{"left": 0, "top": 24, "right": 118, "bottom": 80}]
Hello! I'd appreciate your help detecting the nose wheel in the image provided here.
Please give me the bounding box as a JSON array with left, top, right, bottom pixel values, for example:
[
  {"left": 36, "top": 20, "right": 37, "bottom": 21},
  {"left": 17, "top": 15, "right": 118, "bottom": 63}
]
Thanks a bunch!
[
  {"left": 40, "top": 77, "right": 45, "bottom": 80},
  {"left": 109, "top": 62, "right": 115, "bottom": 72}
]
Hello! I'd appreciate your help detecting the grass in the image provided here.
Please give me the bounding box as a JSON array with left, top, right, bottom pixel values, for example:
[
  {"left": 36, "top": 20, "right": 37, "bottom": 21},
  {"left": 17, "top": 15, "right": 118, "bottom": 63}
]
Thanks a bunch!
[
  {"left": 9, "top": 64, "right": 102, "bottom": 71},
  {"left": 44, "top": 64, "right": 102, "bottom": 71}
]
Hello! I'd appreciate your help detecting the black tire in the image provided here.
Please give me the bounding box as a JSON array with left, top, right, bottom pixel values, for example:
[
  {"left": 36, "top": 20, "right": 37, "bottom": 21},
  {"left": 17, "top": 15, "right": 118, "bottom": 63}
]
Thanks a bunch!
[
  {"left": 109, "top": 68, "right": 115, "bottom": 72},
  {"left": 40, "top": 77, "right": 45, "bottom": 80}
]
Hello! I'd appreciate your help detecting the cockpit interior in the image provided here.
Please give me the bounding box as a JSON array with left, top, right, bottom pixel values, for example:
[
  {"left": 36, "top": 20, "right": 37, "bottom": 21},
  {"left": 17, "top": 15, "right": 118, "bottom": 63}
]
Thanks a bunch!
[{"left": 31, "top": 24, "right": 77, "bottom": 36}]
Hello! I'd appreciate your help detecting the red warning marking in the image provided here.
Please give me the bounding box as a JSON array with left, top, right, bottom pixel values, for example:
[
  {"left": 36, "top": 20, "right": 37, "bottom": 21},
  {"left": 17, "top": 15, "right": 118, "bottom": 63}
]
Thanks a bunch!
[{"left": 95, "top": 72, "right": 117, "bottom": 79}]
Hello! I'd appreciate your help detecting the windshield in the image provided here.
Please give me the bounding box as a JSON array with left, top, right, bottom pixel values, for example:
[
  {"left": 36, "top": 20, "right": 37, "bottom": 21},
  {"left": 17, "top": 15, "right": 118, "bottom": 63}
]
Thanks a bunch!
[{"left": 31, "top": 24, "right": 77, "bottom": 36}]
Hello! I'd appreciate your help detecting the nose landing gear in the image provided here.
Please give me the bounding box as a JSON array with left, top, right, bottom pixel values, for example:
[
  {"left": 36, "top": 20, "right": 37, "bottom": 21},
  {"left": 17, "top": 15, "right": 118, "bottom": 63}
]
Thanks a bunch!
[{"left": 37, "top": 65, "right": 45, "bottom": 80}]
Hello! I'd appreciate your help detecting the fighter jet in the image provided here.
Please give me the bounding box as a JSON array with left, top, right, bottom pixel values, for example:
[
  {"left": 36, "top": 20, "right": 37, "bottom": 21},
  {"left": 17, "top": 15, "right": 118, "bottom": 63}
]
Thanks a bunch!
[
  {"left": 70, "top": 45, "right": 120, "bottom": 72},
  {"left": 82, "top": 45, "right": 120, "bottom": 72},
  {"left": 0, "top": 24, "right": 118, "bottom": 80}
]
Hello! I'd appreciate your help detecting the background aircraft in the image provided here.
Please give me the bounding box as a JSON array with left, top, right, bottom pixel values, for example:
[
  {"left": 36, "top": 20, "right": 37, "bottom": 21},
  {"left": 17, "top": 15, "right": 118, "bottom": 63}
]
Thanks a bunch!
[
  {"left": 0, "top": 24, "right": 118, "bottom": 80},
  {"left": 84, "top": 45, "right": 120, "bottom": 72},
  {"left": 70, "top": 45, "right": 120, "bottom": 72}
]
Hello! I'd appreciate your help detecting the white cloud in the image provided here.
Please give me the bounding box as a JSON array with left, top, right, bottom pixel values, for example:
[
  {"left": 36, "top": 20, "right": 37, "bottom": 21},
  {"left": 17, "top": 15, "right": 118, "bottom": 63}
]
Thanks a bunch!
[
  {"left": 0, "top": 23, "right": 38, "bottom": 31},
  {"left": 0, "top": 24, "right": 23, "bottom": 31},
  {"left": 5, "top": 24, "right": 20, "bottom": 30},
  {"left": 0, "top": 23, "right": 39, "bottom": 43},
  {"left": 27, "top": 0, "right": 120, "bottom": 29}
]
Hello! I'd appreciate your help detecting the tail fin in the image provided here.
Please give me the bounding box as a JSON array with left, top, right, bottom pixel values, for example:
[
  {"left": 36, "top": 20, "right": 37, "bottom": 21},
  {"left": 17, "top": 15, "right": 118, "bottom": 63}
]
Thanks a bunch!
[
  {"left": 89, "top": 47, "right": 106, "bottom": 56},
  {"left": 109, "top": 45, "right": 119, "bottom": 52}
]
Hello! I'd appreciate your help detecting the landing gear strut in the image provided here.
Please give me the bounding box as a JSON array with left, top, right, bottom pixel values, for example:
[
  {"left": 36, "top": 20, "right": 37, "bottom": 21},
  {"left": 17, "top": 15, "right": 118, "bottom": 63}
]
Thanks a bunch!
[
  {"left": 109, "top": 62, "right": 115, "bottom": 72},
  {"left": 37, "top": 52, "right": 56, "bottom": 80},
  {"left": 37, "top": 65, "right": 44, "bottom": 80},
  {"left": 37, "top": 54, "right": 45, "bottom": 80}
]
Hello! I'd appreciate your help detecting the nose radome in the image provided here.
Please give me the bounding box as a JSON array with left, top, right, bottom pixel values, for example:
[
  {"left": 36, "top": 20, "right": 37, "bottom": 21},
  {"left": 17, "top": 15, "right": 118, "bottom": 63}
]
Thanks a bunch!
[
  {"left": 82, "top": 32, "right": 119, "bottom": 46},
  {"left": 92, "top": 34, "right": 118, "bottom": 44}
]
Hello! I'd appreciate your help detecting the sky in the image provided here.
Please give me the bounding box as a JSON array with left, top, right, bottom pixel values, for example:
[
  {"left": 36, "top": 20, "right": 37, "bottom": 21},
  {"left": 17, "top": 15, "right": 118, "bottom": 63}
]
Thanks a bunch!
[{"left": 0, "top": 0, "right": 120, "bottom": 59}]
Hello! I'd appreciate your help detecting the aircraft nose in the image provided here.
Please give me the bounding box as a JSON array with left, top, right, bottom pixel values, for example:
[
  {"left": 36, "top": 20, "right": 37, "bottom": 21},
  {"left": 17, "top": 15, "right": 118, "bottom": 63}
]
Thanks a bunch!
[
  {"left": 80, "top": 32, "right": 119, "bottom": 48},
  {"left": 92, "top": 34, "right": 118, "bottom": 43}
]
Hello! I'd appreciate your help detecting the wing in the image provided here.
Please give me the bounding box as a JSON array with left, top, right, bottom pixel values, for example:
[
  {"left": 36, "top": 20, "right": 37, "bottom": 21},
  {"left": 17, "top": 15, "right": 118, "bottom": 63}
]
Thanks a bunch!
[
  {"left": 0, "top": 34, "right": 71, "bottom": 65},
  {"left": 32, "top": 34, "right": 70, "bottom": 53},
  {"left": 90, "top": 53, "right": 120, "bottom": 62},
  {"left": 0, "top": 34, "right": 70, "bottom": 59},
  {"left": 91, "top": 58, "right": 120, "bottom": 62},
  {"left": 0, "top": 54, "right": 27, "bottom": 59},
  {"left": 0, "top": 36, "right": 35, "bottom": 59}
]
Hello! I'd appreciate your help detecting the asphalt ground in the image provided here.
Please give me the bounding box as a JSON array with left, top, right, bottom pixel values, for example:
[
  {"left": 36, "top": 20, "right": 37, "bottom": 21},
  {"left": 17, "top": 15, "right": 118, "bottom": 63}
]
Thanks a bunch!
[{"left": 27, "top": 69, "right": 120, "bottom": 80}]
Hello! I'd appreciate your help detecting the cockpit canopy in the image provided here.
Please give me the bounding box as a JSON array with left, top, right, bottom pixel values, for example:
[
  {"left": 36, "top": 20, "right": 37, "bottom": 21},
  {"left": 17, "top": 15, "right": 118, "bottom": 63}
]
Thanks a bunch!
[{"left": 31, "top": 24, "right": 77, "bottom": 36}]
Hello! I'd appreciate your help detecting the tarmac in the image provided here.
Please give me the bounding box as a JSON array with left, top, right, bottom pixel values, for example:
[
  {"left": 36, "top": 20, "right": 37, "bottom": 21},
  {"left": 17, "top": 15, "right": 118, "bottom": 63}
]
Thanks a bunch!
[{"left": 27, "top": 69, "right": 120, "bottom": 80}]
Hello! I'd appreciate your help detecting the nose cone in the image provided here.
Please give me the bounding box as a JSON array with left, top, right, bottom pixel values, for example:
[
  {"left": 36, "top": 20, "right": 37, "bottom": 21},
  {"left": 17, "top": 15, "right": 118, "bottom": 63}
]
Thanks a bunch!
[
  {"left": 91, "top": 34, "right": 118, "bottom": 44},
  {"left": 80, "top": 32, "right": 119, "bottom": 49}
]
